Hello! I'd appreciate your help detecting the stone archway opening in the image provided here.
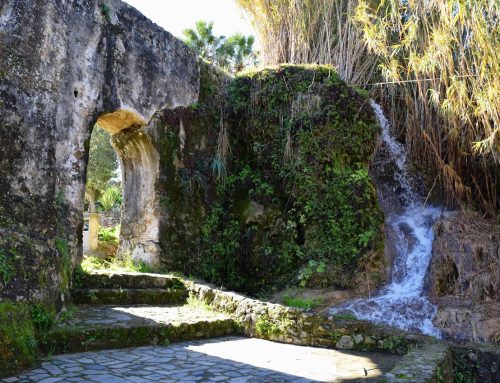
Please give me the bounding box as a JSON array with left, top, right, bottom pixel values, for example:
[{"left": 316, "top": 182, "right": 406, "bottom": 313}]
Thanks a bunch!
[{"left": 83, "top": 109, "right": 161, "bottom": 266}]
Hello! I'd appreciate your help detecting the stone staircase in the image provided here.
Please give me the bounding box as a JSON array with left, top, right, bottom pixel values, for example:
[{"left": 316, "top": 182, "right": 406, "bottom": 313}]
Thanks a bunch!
[
  {"left": 38, "top": 271, "right": 237, "bottom": 355},
  {"left": 72, "top": 272, "right": 188, "bottom": 305}
]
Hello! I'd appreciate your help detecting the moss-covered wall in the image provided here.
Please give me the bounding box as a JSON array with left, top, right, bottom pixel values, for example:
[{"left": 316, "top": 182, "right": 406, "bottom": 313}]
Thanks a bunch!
[
  {"left": 156, "top": 63, "right": 384, "bottom": 294},
  {"left": 0, "top": 300, "right": 55, "bottom": 378}
]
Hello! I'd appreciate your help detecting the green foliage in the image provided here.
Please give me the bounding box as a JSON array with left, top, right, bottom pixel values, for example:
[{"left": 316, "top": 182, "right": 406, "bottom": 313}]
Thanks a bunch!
[
  {"left": 0, "top": 248, "right": 15, "bottom": 285},
  {"left": 161, "top": 64, "right": 383, "bottom": 294},
  {"left": 453, "top": 351, "right": 477, "bottom": 383},
  {"left": 101, "top": 2, "right": 111, "bottom": 22},
  {"left": 54, "top": 237, "right": 72, "bottom": 292},
  {"left": 255, "top": 315, "right": 289, "bottom": 337},
  {"left": 98, "top": 187, "right": 121, "bottom": 211},
  {"left": 330, "top": 331, "right": 344, "bottom": 342},
  {"left": 297, "top": 260, "right": 326, "bottom": 288},
  {"left": 281, "top": 295, "right": 322, "bottom": 310},
  {"left": 81, "top": 254, "right": 153, "bottom": 273},
  {"left": 58, "top": 306, "right": 79, "bottom": 322},
  {"left": 55, "top": 237, "right": 69, "bottom": 257},
  {"left": 0, "top": 301, "right": 38, "bottom": 378},
  {"left": 30, "top": 305, "right": 54, "bottom": 333},
  {"left": 86, "top": 125, "right": 119, "bottom": 211},
  {"left": 98, "top": 224, "right": 120, "bottom": 245},
  {"left": 379, "top": 336, "right": 410, "bottom": 354},
  {"left": 182, "top": 20, "right": 257, "bottom": 73}
]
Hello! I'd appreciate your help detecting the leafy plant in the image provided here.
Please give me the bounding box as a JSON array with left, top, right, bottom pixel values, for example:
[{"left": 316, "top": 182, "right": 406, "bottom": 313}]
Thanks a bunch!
[
  {"left": 98, "top": 187, "right": 121, "bottom": 212},
  {"left": 255, "top": 316, "right": 289, "bottom": 337},
  {"left": 380, "top": 336, "right": 409, "bottom": 354},
  {"left": 30, "top": 305, "right": 53, "bottom": 332},
  {"left": 98, "top": 224, "right": 120, "bottom": 245},
  {"left": 0, "top": 249, "right": 14, "bottom": 285},
  {"left": 297, "top": 260, "right": 326, "bottom": 288}
]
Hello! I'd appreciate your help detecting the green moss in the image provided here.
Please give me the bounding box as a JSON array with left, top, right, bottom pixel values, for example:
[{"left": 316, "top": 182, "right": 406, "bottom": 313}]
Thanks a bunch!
[
  {"left": 0, "top": 301, "right": 38, "bottom": 378},
  {"left": 55, "top": 237, "right": 72, "bottom": 293}
]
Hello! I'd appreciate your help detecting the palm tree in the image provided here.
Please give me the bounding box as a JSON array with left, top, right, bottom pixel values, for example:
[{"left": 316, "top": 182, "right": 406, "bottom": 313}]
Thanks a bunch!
[{"left": 183, "top": 21, "right": 257, "bottom": 73}]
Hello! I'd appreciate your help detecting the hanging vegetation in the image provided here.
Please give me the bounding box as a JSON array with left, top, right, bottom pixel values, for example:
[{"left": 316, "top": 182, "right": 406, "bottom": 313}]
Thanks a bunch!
[{"left": 238, "top": 0, "right": 500, "bottom": 213}]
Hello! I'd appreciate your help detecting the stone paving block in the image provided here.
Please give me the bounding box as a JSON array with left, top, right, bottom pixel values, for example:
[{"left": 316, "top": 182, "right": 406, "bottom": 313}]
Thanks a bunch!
[{"left": 3, "top": 336, "right": 410, "bottom": 383}]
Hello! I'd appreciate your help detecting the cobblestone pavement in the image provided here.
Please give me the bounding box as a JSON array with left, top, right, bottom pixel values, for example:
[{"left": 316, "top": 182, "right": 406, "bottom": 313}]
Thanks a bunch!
[{"left": 2, "top": 337, "right": 401, "bottom": 383}]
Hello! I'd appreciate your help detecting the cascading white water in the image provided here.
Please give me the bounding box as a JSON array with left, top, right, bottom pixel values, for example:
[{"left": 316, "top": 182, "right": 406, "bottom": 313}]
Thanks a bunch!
[{"left": 329, "top": 100, "right": 442, "bottom": 338}]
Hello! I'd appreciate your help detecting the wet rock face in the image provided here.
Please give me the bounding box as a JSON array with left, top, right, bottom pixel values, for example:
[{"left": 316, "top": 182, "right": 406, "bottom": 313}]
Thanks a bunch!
[
  {"left": 426, "top": 211, "right": 500, "bottom": 344},
  {"left": 0, "top": 0, "right": 198, "bottom": 303}
]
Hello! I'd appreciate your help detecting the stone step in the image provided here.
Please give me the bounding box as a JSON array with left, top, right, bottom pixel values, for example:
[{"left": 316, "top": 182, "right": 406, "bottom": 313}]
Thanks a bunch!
[
  {"left": 39, "top": 305, "right": 238, "bottom": 355},
  {"left": 72, "top": 288, "right": 188, "bottom": 305},
  {"left": 74, "top": 271, "right": 185, "bottom": 290}
]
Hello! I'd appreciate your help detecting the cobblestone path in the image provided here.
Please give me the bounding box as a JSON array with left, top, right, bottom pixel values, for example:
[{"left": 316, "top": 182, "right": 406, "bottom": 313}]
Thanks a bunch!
[{"left": 2, "top": 337, "right": 401, "bottom": 383}]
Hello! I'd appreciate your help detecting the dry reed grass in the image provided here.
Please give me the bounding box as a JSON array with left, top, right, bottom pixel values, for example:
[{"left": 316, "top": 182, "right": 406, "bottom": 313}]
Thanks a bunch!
[{"left": 238, "top": 0, "right": 500, "bottom": 214}]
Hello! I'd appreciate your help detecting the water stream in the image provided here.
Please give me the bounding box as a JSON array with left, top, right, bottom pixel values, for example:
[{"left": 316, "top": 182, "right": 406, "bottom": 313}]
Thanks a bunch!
[{"left": 329, "top": 100, "right": 442, "bottom": 338}]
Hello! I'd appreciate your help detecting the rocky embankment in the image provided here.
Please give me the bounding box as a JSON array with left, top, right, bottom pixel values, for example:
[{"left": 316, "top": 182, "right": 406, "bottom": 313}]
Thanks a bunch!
[{"left": 426, "top": 211, "right": 500, "bottom": 345}]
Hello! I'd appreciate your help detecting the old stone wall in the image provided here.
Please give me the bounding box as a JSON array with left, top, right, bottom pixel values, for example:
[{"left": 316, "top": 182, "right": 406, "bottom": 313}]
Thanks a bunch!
[
  {"left": 0, "top": 0, "right": 198, "bottom": 305},
  {"left": 186, "top": 280, "right": 455, "bottom": 383},
  {"left": 83, "top": 211, "right": 120, "bottom": 228},
  {"left": 157, "top": 64, "right": 385, "bottom": 294},
  {"left": 426, "top": 211, "right": 500, "bottom": 344}
]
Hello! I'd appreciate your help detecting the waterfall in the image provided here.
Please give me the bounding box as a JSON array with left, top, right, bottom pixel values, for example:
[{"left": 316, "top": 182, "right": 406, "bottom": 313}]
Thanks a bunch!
[{"left": 329, "top": 100, "right": 442, "bottom": 338}]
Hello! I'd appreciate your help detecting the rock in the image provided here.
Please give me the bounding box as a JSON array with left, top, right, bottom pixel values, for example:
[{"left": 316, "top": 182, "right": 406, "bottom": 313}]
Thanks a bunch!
[
  {"left": 427, "top": 211, "right": 499, "bottom": 302},
  {"left": 363, "top": 336, "right": 375, "bottom": 346},
  {"left": 336, "top": 335, "right": 355, "bottom": 350},
  {"left": 426, "top": 211, "right": 500, "bottom": 344},
  {"left": 353, "top": 334, "right": 364, "bottom": 344},
  {"left": 244, "top": 201, "right": 265, "bottom": 224}
]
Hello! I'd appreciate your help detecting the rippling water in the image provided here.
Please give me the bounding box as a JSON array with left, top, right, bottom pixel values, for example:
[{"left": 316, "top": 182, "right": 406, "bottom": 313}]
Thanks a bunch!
[{"left": 329, "top": 100, "right": 442, "bottom": 338}]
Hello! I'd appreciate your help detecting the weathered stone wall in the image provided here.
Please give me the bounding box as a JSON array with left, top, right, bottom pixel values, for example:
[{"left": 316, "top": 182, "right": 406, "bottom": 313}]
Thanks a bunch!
[
  {"left": 0, "top": 0, "right": 198, "bottom": 305},
  {"left": 186, "top": 280, "right": 425, "bottom": 353},
  {"left": 426, "top": 211, "right": 500, "bottom": 344},
  {"left": 186, "top": 280, "right": 455, "bottom": 383},
  {"left": 157, "top": 64, "right": 385, "bottom": 294},
  {"left": 83, "top": 211, "right": 120, "bottom": 228}
]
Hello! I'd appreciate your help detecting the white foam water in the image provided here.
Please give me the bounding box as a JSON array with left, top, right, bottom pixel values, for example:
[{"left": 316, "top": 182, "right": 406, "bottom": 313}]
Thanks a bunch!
[{"left": 329, "top": 100, "right": 442, "bottom": 338}]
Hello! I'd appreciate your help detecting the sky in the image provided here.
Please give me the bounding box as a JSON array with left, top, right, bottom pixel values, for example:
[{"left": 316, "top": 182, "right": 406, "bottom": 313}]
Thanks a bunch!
[{"left": 123, "top": 0, "right": 255, "bottom": 41}]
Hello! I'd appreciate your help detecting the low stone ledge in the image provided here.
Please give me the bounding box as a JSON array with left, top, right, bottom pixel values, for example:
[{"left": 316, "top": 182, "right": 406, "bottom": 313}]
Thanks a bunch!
[
  {"left": 185, "top": 281, "right": 429, "bottom": 355},
  {"left": 186, "top": 280, "right": 457, "bottom": 382},
  {"left": 383, "top": 343, "right": 453, "bottom": 383}
]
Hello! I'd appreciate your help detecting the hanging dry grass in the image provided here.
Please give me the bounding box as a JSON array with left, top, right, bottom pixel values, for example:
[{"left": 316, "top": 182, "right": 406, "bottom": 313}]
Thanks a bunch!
[
  {"left": 354, "top": 0, "right": 499, "bottom": 213},
  {"left": 238, "top": 0, "right": 500, "bottom": 214}
]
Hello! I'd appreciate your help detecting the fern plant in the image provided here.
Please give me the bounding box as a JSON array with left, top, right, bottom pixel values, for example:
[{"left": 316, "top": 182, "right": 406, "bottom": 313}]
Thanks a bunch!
[{"left": 98, "top": 187, "right": 121, "bottom": 211}]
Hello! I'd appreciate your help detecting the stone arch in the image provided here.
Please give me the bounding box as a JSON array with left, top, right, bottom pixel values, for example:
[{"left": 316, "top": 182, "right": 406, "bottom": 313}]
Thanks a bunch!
[
  {"left": 0, "top": 0, "right": 199, "bottom": 305},
  {"left": 95, "top": 110, "right": 160, "bottom": 266}
]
